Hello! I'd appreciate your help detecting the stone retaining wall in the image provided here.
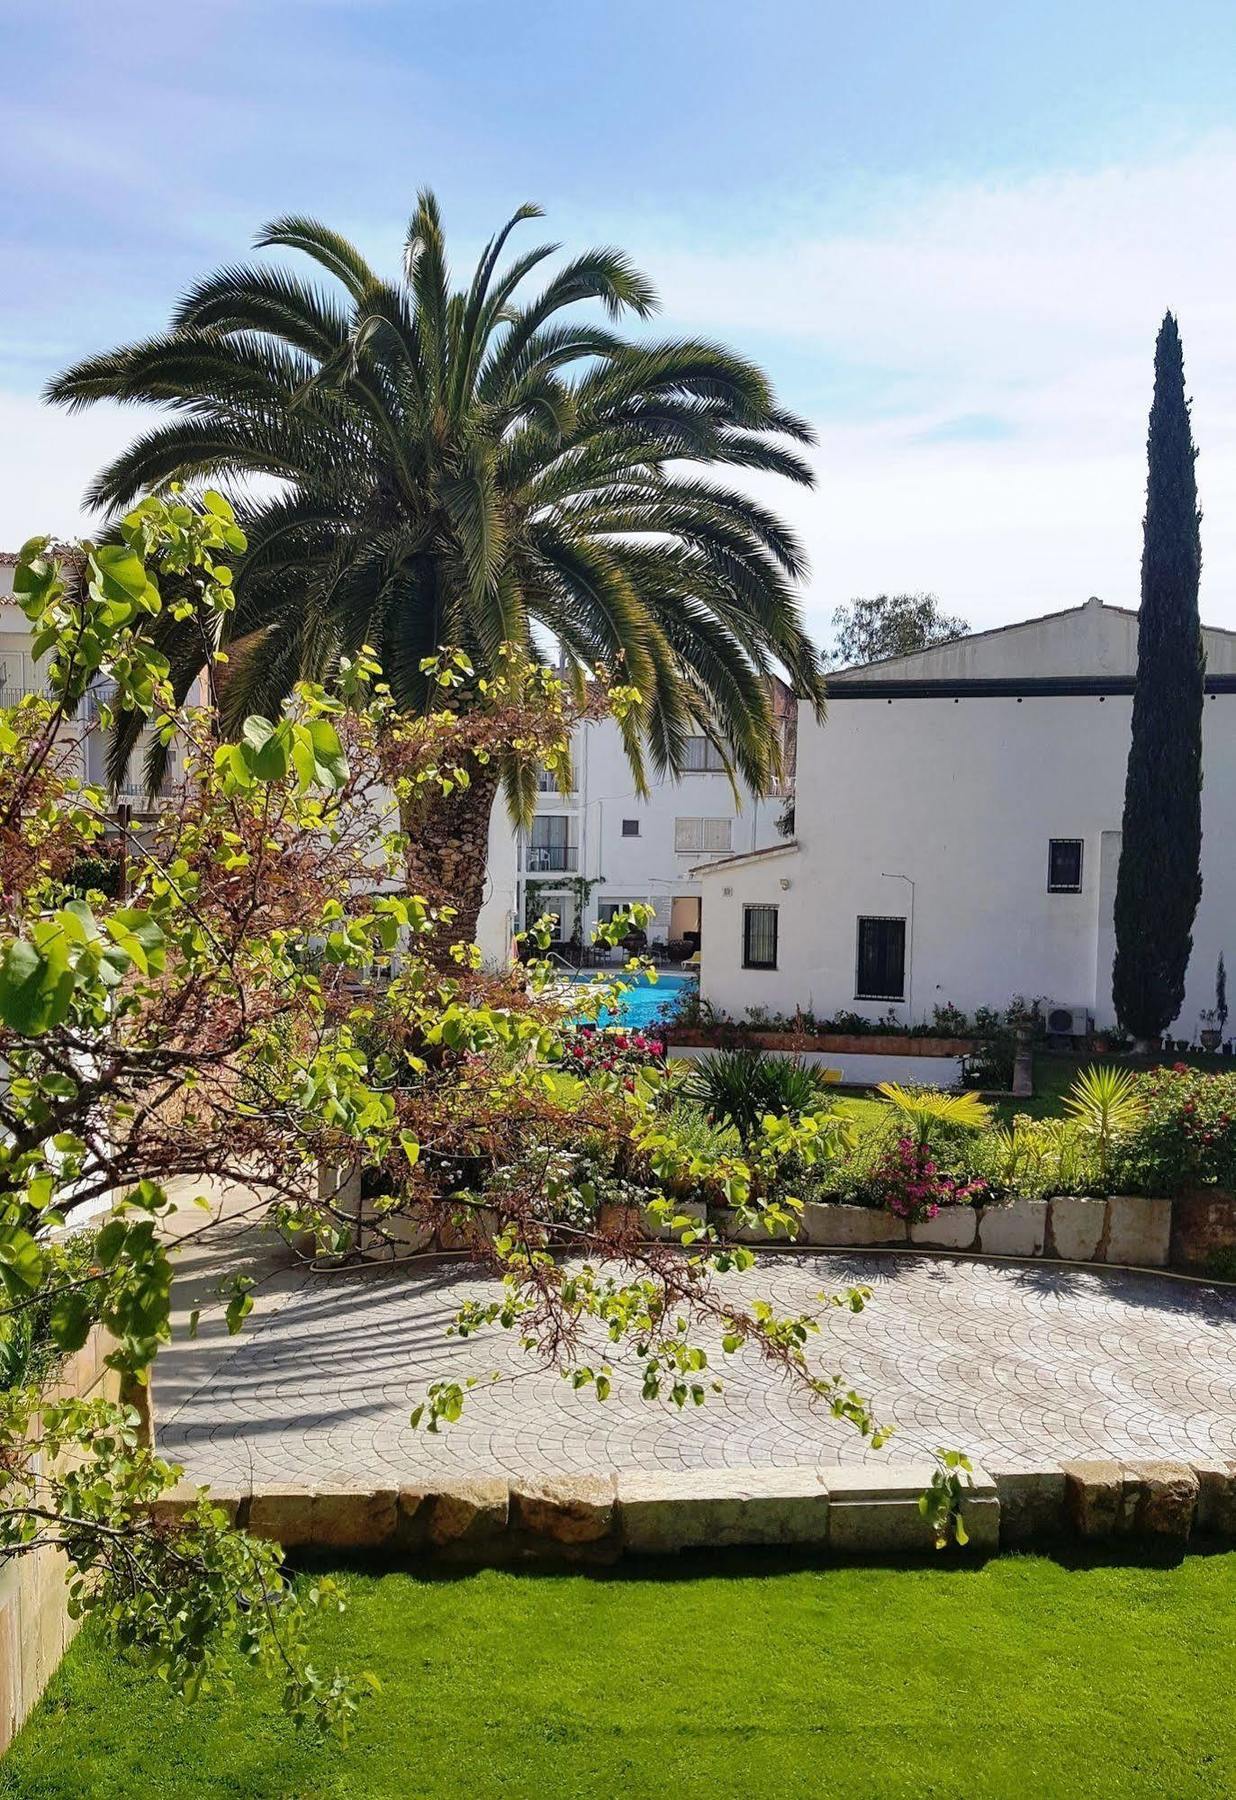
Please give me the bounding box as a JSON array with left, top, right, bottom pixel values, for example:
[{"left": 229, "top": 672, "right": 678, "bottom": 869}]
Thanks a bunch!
[
  {"left": 0, "top": 1326, "right": 122, "bottom": 1753},
  {"left": 799, "top": 1195, "right": 1174, "bottom": 1267},
  {"left": 149, "top": 1454, "right": 1236, "bottom": 1563}
]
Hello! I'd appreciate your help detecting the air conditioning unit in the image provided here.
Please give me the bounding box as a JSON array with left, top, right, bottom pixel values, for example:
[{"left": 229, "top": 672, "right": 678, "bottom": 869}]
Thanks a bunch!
[{"left": 1046, "top": 1004, "right": 1093, "bottom": 1038}]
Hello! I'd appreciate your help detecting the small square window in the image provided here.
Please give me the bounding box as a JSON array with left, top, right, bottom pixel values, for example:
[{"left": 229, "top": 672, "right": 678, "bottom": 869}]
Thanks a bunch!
[
  {"left": 1048, "top": 839, "right": 1083, "bottom": 893},
  {"left": 743, "top": 904, "right": 778, "bottom": 970},
  {"left": 621, "top": 818, "right": 640, "bottom": 837}
]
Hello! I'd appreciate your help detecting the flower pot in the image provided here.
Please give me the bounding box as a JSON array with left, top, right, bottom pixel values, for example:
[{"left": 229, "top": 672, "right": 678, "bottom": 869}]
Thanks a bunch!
[{"left": 1201, "top": 1029, "right": 1222, "bottom": 1051}]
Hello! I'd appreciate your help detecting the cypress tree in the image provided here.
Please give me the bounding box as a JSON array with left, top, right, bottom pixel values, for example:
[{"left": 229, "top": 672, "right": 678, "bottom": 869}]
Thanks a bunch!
[{"left": 1112, "top": 313, "right": 1204, "bottom": 1051}]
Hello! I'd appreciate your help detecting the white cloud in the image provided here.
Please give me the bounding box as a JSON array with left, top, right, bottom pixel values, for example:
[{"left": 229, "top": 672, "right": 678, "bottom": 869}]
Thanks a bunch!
[
  {"left": 7, "top": 135, "right": 1236, "bottom": 642},
  {"left": 619, "top": 136, "right": 1236, "bottom": 634}
]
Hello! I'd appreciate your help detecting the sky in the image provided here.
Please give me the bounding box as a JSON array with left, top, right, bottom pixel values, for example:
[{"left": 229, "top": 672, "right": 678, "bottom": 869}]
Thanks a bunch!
[{"left": 6, "top": 0, "right": 1236, "bottom": 640}]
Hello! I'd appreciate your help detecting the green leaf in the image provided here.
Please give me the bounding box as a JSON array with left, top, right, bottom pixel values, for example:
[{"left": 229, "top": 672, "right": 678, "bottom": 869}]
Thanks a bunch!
[
  {"left": 105, "top": 909, "right": 166, "bottom": 976},
  {"left": 241, "top": 715, "right": 290, "bottom": 782},
  {"left": 50, "top": 1290, "right": 94, "bottom": 1353},
  {"left": 0, "top": 1225, "right": 44, "bottom": 1298},
  {"left": 0, "top": 929, "right": 75, "bottom": 1034}
]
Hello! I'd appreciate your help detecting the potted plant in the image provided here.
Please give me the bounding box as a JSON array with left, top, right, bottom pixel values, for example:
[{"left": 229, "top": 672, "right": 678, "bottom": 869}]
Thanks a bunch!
[{"left": 1200, "top": 1010, "right": 1222, "bottom": 1052}]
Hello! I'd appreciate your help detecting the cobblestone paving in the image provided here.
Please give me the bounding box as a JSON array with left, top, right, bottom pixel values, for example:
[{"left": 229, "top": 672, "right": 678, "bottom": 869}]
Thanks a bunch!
[{"left": 158, "top": 1253, "right": 1236, "bottom": 1489}]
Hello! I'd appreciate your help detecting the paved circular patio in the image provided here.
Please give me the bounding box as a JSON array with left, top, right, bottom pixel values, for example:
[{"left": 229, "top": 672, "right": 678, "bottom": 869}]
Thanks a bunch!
[{"left": 158, "top": 1251, "right": 1236, "bottom": 1490}]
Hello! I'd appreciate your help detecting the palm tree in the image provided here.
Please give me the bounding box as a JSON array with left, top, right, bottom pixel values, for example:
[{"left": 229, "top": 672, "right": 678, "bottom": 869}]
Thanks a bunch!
[{"left": 47, "top": 192, "right": 825, "bottom": 945}]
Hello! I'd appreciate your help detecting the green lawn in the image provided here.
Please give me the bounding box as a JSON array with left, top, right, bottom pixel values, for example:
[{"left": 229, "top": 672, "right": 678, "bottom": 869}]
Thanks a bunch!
[{"left": 6, "top": 1552, "right": 1236, "bottom": 1798}]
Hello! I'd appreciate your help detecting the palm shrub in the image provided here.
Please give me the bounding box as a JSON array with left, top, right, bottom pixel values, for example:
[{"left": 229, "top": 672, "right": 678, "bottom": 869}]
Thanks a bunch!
[
  {"left": 684, "top": 1048, "right": 837, "bottom": 1139},
  {"left": 47, "top": 192, "right": 826, "bottom": 946},
  {"left": 1062, "top": 1064, "right": 1144, "bottom": 1188},
  {"left": 873, "top": 1083, "right": 990, "bottom": 1148}
]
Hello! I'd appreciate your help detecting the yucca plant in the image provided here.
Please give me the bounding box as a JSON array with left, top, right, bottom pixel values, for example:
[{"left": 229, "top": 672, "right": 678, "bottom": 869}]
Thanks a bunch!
[
  {"left": 47, "top": 192, "right": 826, "bottom": 945},
  {"left": 1063, "top": 1064, "right": 1145, "bottom": 1187},
  {"left": 684, "top": 1048, "right": 837, "bottom": 1140},
  {"left": 874, "top": 1083, "right": 990, "bottom": 1149}
]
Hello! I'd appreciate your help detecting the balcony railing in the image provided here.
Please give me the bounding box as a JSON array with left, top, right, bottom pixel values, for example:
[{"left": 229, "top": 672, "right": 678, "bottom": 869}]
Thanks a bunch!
[
  {"left": 525, "top": 843, "right": 579, "bottom": 873},
  {"left": 535, "top": 768, "right": 576, "bottom": 794}
]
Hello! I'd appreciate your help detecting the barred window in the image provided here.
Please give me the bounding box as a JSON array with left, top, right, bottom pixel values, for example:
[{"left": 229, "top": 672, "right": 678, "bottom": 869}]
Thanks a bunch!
[
  {"left": 742, "top": 905, "right": 778, "bottom": 970},
  {"left": 856, "top": 916, "right": 906, "bottom": 1001}
]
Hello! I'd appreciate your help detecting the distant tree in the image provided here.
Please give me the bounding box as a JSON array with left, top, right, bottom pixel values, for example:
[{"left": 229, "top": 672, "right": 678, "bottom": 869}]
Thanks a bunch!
[
  {"left": 1218, "top": 952, "right": 1229, "bottom": 1040},
  {"left": 1112, "top": 313, "right": 1205, "bottom": 1053},
  {"left": 830, "top": 592, "right": 968, "bottom": 666}
]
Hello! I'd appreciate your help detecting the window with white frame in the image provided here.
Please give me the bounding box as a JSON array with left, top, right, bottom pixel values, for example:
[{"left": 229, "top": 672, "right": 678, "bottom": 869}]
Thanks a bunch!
[{"left": 674, "top": 816, "right": 732, "bottom": 855}]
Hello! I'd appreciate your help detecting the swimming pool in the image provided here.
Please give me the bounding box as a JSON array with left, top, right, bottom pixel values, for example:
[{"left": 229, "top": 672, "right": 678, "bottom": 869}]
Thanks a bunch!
[{"left": 570, "top": 969, "right": 695, "bottom": 1030}]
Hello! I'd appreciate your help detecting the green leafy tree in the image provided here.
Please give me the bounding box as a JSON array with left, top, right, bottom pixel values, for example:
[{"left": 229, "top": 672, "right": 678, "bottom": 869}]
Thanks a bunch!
[
  {"left": 830, "top": 592, "right": 968, "bottom": 667},
  {"left": 1112, "top": 313, "right": 1205, "bottom": 1052},
  {"left": 1, "top": 503, "right": 973, "bottom": 1724},
  {"left": 47, "top": 192, "right": 826, "bottom": 946}
]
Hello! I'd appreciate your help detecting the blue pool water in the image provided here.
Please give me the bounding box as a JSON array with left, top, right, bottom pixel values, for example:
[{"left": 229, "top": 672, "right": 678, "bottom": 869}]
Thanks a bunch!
[{"left": 571, "top": 970, "right": 694, "bottom": 1030}]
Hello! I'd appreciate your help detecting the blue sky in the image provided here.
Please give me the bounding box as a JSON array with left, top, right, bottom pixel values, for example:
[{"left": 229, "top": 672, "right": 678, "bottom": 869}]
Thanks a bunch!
[{"left": 7, "top": 0, "right": 1236, "bottom": 635}]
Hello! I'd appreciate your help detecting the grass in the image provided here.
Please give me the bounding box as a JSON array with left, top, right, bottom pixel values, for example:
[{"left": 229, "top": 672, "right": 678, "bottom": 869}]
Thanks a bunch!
[{"left": 6, "top": 1552, "right": 1236, "bottom": 1798}]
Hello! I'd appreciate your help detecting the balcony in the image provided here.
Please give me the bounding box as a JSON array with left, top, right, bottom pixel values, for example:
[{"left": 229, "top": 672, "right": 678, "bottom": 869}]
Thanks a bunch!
[
  {"left": 535, "top": 767, "right": 576, "bottom": 795},
  {"left": 525, "top": 842, "right": 579, "bottom": 873}
]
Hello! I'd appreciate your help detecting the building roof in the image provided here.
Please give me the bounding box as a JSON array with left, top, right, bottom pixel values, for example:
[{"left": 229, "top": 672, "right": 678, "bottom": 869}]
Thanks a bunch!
[
  {"left": 691, "top": 839, "right": 799, "bottom": 879},
  {"left": 827, "top": 597, "right": 1236, "bottom": 690}
]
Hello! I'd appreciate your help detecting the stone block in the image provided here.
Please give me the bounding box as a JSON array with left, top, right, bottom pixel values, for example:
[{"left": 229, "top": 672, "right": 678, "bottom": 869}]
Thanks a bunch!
[
  {"left": 642, "top": 1200, "right": 707, "bottom": 1242},
  {"left": 910, "top": 1207, "right": 978, "bottom": 1250},
  {"left": 1192, "top": 1459, "right": 1236, "bottom": 1536},
  {"left": 1121, "top": 1462, "right": 1198, "bottom": 1543},
  {"left": 1049, "top": 1196, "right": 1108, "bottom": 1262},
  {"left": 977, "top": 1200, "right": 1048, "bottom": 1258},
  {"left": 617, "top": 1467, "right": 830, "bottom": 1553},
  {"left": 802, "top": 1203, "right": 907, "bottom": 1248},
  {"left": 427, "top": 1480, "right": 510, "bottom": 1550},
  {"left": 992, "top": 1467, "right": 1068, "bottom": 1546},
  {"left": 365, "top": 1205, "right": 435, "bottom": 1255},
  {"left": 395, "top": 1487, "right": 431, "bottom": 1549},
  {"left": 1063, "top": 1459, "right": 1122, "bottom": 1539},
  {"left": 826, "top": 1463, "right": 999, "bottom": 1555},
  {"left": 246, "top": 1486, "right": 316, "bottom": 1547},
  {"left": 1170, "top": 1191, "right": 1236, "bottom": 1270},
  {"left": 512, "top": 1476, "right": 616, "bottom": 1545},
  {"left": 718, "top": 1208, "right": 803, "bottom": 1245},
  {"left": 1103, "top": 1196, "right": 1171, "bottom": 1268},
  {"left": 437, "top": 1207, "right": 500, "bottom": 1252},
  {"left": 0, "top": 1594, "right": 19, "bottom": 1755},
  {"left": 311, "top": 1488, "right": 399, "bottom": 1549},
  {"left": 148, "top": 1480, "right": 240, "bottom": 1528}
]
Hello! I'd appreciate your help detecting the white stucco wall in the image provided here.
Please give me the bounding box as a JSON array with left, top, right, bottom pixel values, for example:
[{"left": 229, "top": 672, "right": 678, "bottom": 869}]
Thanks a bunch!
[
  {"left": 699, "top": 603, "right": 1236, "bottom": 1037},
  {"left": 511, "top": 713, "right": 788, "bottom": 947}
]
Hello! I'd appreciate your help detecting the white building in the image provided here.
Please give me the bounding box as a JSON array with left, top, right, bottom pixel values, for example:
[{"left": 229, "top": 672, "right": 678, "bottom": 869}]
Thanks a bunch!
[
  {"left": 695, "top": 599, "right": 1236, "bottom": 1037},
  {"left": 498, "top": 695, "right": 793, "bottom": 955},
  {"left": 1, "top": 552, "right": 196, "bottom": 810}
]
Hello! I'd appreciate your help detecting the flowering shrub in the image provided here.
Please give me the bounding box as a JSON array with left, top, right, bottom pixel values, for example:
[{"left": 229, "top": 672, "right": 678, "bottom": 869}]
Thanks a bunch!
[
  {"left": 558, "top": 1026, "right": 665, "bottom": 1082},
  {"left": 1111, "top": 1064, "right": 1236, "bottom": 1194},
  {"left": 867, "top": 1136, "right": 988, "bottom": 1223}
]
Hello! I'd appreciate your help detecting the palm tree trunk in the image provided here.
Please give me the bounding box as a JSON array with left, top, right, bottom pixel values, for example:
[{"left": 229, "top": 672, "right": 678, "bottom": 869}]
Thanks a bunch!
[{"left": 401, "top": 763, "right": 502, "bottom": 962}]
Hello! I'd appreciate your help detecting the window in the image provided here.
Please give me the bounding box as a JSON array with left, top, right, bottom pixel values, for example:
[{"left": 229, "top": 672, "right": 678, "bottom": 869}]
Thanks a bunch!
[
  {"left": 1048, "top": 838, "right": 1083, "bottom": 893},
  {"left": 528, "top": 815, "right": 577, "bottom": 872},
  {"left": 683, "top": 735, "right": 728, "bottom": 773},
  {"left": 743, "top": 904, "right": 778, "bottom": 970},
  {"left": 621, "top": 818, "right": 640, "bottom": 837},
  {"left": 674, "top": 817, "right": 732, "bottom": 855},
  {"left": 599, "top": 898, "right": 640, "bottom": 923},
  {"left": 856, "top": 916, "right": 906, "bottom": 1001}
]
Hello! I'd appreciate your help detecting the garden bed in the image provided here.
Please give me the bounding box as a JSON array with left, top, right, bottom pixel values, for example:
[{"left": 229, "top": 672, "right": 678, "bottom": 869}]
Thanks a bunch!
[{"left": 668, "top": 1027, "right": 975, "bottom": 1057}]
